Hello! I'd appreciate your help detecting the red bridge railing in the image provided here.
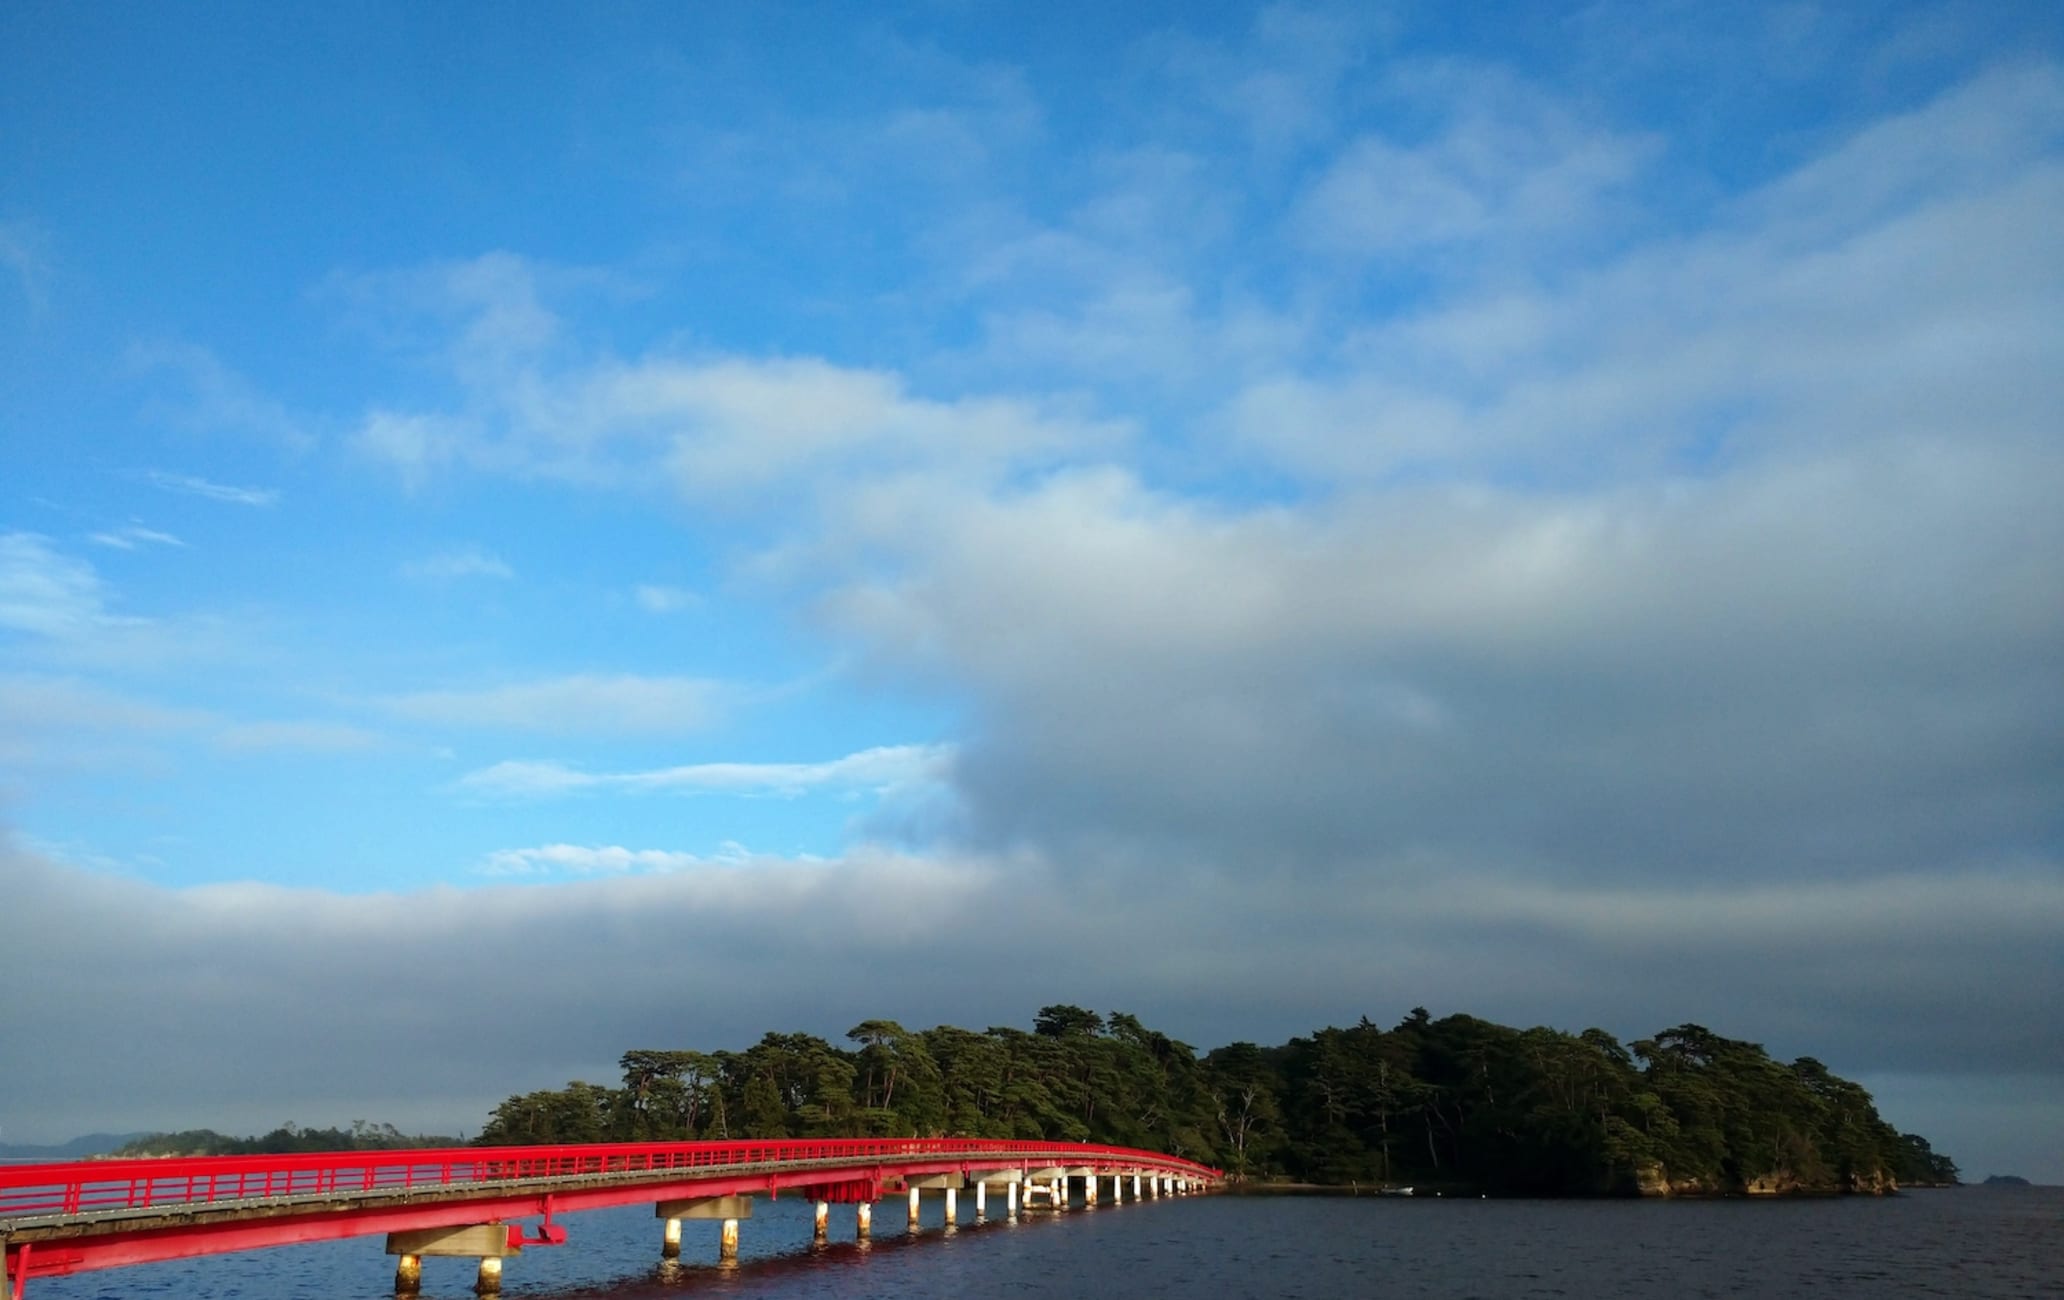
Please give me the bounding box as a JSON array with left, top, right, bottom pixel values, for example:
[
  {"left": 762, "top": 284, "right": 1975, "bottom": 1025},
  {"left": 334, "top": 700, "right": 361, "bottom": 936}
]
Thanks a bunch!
[{"left": 0, "top": 1138, "right": 1220, "bottom": 1220}]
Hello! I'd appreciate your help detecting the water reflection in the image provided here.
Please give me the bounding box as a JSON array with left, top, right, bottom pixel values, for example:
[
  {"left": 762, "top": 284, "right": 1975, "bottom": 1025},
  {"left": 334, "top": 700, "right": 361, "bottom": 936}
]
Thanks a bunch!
[
  {"left": 31, "top": 1191, "right": 2059, "bottom": 1300},
  {"left": 536, "top": 1221, "right": 1002, "bottom": 1297}
]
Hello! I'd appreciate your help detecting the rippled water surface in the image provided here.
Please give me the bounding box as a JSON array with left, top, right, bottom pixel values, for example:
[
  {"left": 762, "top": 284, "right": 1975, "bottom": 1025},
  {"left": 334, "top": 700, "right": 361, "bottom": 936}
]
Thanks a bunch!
[{"left": 24, "top": 1187, "right": 2062, "bottom": 1299}]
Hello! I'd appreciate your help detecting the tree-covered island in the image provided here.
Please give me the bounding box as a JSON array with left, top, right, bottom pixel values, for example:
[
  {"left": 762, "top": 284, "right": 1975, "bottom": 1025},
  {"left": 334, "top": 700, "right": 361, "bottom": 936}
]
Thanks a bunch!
[
  {"left": 478, "top": 1007, "right": 1959, "bottom": 1196},
  {"left": 110, "top": 1121, "right": 460, "bottom": 1158}
]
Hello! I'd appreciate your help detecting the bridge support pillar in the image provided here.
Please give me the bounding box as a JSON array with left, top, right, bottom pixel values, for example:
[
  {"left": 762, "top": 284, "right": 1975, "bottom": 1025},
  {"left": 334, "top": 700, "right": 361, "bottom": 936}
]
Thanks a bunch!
[
  {"left": 856, "top": 1201, "right": 872, "bottom": 1238},
  {"left": 908, "top": 1186, "right": 921, "bottom": 1229},
  {"left": 814, "top": 1200, "right": 829, "bottom": 1241},
  {"left": 387, "top": 1224, "right": 519, "bottom": 1296},
  {"left": 974, "top": 1181, "right": 986, "bottom": 1217},
  {"left": 1133, "top": 1173, "right": 1142, "bottom": 1198},
  {"left": 1008, "top": 1179, "right": 1019, "bottom": 1215},
  {"left": 655, "top": 1195, "right": 751, "bottom": 1262},
  {"left": 946, "top": 1187, "right": 959, "bottom": 1225}
]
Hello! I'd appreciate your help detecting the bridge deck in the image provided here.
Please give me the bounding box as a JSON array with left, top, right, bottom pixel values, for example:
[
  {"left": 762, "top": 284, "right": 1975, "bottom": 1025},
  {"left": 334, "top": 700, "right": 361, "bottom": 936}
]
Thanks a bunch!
[{"left": 2, "top": 1138, "right": 1219, "bottom": 1290}]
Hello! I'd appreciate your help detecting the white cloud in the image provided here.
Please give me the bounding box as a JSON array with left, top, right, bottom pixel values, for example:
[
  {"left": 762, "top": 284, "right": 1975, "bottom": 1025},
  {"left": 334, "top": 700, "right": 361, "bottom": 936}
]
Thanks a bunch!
[
  {"left": 0, "top": 533, "right": 137, "bottom": 639},
  {"left": 129, "top": 341, "right": 314, "bottom": 451},
  {"left": 1293, "top": 63, "right": 1655, "bottom": 261},
  {"left": 633, "top": 583, "right": 699, "bottom": 614},
  {"left": 1734, "top": 63, "right": 2064, "bottom": 251},
  {"left": 353, "top": 410, "right": 478, "bottom": 491},
  {"left": 143, "top": 470, "right": 280, "bottom": 508},
  {"left": 336, "top": 251, "right": 1129, "bottom": 499},
  {"left": 1239, "top": 66, "right": 2064, "bottom": 485},
  {"left": 88, "top": 524, "right": 186, "bottom": 550},
  {"left": 399, "top": 546, "right": 514, "bottom": 581},
  {"left": 449, "top": 758, "right": 594, "bottom": 798},
  {"left": 455, "top": 742, "right": 953, "bottom": 800},
  {"left": 0, "top": 217, "right": 54, "bottom": 313},
  {"left": 385, "top": 673, "right": 723, "bottom": 735},
  {"left": 477, "top": 840, "right": 760, "bottom": 877},
  {"left": 595, "top": 353, "right": 1128, "bottom": 498}
]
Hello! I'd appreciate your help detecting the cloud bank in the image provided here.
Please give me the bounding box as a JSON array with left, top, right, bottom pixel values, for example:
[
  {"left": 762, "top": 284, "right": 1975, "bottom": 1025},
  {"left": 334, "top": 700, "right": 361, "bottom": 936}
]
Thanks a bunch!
[{"left": 2, "top": 8, "right": 2059, "bottom": 1187}]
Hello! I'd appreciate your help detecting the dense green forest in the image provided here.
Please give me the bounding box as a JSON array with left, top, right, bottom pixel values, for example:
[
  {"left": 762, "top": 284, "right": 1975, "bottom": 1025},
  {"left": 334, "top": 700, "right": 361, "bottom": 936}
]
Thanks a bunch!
[
  {"left": 477, "top": 1007, "right": 1958, "bottom": 1195},
  {"left": 112, "top": 1121, "right": 459, "bottom": 1157}
]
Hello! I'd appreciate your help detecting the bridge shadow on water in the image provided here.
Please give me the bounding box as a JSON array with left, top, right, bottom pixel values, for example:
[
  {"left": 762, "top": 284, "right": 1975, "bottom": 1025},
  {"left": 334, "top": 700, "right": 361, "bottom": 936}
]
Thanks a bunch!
[{"left": 515, "top": 1207, "right": 1087, "bottom": 1299}]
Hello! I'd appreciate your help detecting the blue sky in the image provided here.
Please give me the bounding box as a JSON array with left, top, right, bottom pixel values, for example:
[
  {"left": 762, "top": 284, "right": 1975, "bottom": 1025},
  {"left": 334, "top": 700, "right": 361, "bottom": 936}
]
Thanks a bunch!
[{"left": 3, "top": 2, "right": 2062, "bottom": 1181}]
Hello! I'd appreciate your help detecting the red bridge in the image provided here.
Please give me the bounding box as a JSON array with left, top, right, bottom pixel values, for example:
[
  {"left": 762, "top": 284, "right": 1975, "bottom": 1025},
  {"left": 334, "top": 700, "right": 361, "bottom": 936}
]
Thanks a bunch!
[{"left": 1, "top": 1138, "right": 1220, "bottom": 1297}]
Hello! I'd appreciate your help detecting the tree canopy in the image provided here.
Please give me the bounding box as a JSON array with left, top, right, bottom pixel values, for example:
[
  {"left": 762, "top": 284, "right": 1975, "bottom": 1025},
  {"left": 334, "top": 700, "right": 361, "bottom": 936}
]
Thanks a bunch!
[
  {"left": 476, "top": 1006, "right": 1957, "bottom": 1195},
  {"left": 112, "top": 1121, "right": 456, "bottom": 1157}
]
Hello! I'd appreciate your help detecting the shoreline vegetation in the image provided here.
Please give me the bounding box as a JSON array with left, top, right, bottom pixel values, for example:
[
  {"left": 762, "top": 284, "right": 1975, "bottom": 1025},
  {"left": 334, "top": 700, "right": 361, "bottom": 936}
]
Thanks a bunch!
[
  {"left": 106, "top": 1122, "right": 459, "bottom": 1159},
  {"left": 103, "top": 1007, "right": 1958, "bottom": 1198}
]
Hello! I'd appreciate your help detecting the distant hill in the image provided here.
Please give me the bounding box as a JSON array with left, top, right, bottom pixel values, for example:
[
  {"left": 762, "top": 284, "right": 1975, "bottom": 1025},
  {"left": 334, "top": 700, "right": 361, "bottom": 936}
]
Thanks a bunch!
[
  {"left": 113, "top": 1123, "right": 458, "bottom": 1157},
  {"left": 0, "top": 1133, "right": 150, "bottom": 1160},
  {"left": 1982, "top": 1174, "right": 2031, "bottom": 1187}
]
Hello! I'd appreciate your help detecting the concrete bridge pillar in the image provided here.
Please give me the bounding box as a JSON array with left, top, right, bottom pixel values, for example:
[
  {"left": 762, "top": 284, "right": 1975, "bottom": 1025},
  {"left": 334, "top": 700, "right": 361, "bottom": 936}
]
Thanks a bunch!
[
  {"left": 1007, "top": 1179, "right": 1019, "bottom": 1215},
  {"left": 857, "top": 1201, "right": 872, "bottom": 1238},
  {"left": 908, "top": 1186, "right": 922, "bottom": 1229},
  {"left": 944, "top": 1186, "right": 958, "bottom": 1225},
  {"left": 386, "top": 1224, "right": 518, "bottom": 1297},
  {"left": 1133, "top": 1173, "right": 1142, "bottom": 1198},
  {"left": 656, "top": 1194, "right": 751, "bottom": 1263},
  {"left": 814, "top": 1200, "right": 829, "bottom": 1242},
  {"left": 974, "top": 1180, "right": 987, "bottom": 1216}
]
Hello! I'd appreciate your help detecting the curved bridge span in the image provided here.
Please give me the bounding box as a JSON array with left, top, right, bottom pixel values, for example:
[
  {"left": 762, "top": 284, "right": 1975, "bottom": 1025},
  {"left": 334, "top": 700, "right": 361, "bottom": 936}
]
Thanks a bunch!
[{"left": 2, "top": 1138, "right": 1221, "bottom": 1296}]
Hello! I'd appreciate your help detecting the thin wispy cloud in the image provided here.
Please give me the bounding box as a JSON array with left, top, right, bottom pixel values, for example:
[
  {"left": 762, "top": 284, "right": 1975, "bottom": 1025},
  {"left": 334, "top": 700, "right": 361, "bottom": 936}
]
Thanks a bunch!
[
  {"left": 129, "top": 341, "right": 315, "bottom": 451},
  {"left": 88, "top": 524, "right": 186, "bottom": 550},
  {"left": 0, "top": 674, "right": 209, "bottom": 736},
  {"left": 142, "top": 469, "right": 280, "bottom": 507},
  {"left": 456, "top": 742, "right": 953, "bottom": 800},
  {"left": 0, "top": 217, "right": 54, "bottom": 314},
  {"left": 399, "top": 545, "right": 513, "bottom": 581}
]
